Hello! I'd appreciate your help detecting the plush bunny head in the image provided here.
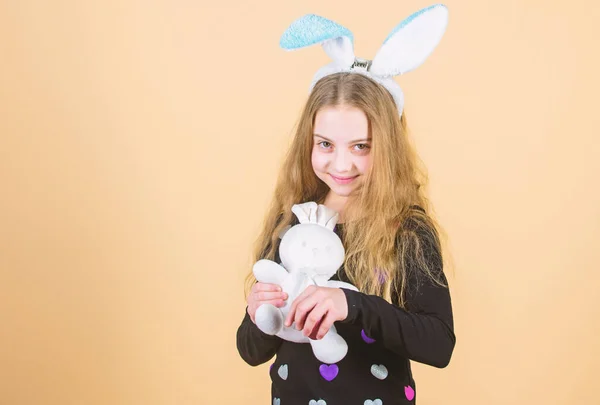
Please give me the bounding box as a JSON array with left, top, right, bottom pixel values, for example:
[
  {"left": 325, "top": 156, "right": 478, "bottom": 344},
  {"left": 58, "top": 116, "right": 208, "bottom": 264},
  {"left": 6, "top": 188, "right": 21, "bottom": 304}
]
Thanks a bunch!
[
  {"left": 279, "top": 202, "right": 344, "bottom": 279},
  {"left": 279, "top": 4, "right": 449, "bottom": 116}
]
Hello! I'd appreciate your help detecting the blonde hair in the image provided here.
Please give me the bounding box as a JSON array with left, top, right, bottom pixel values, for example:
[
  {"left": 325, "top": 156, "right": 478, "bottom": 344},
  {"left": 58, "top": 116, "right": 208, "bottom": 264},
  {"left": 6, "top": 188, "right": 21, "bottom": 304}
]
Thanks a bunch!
[{"left": 245, "top": 72, "right": 448, "bottom": 307}]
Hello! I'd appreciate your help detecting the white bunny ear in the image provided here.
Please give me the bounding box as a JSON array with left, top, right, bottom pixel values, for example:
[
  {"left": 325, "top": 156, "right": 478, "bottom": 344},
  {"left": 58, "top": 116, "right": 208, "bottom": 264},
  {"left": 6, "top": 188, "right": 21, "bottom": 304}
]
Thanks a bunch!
[
  {"left": 291, "top": 202, "right": 318, "bottom": 224},
  {"left": 291, "top": 202, "right": 339, "bottom": 230},
  {"left": 280, "top": 14, "right": 355, "bottom": 68},
  {"left": 370, "top": 4, "right": 449, "bottom": 77},
  {"left": 316, "top": 204, "right": 339, "bottom": 231}
]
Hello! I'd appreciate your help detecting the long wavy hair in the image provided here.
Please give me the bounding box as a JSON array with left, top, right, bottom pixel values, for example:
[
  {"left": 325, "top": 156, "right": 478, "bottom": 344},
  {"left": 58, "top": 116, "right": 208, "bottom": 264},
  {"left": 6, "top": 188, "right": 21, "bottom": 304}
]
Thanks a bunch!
[{"left": 244, "top": 72, "right": 448, "bottom": 307}]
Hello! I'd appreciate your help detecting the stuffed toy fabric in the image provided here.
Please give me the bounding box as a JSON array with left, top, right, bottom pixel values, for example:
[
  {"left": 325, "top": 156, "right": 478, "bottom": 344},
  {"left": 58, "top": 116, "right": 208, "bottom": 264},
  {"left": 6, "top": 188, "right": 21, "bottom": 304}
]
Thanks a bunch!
[{"left": 253, "top": 202, "right": 358, "bottom": 364}]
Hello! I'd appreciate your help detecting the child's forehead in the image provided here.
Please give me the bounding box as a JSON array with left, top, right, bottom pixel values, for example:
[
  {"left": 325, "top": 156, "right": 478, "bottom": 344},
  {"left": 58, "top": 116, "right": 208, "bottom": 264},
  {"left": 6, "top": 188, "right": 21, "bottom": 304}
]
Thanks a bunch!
[{"left": 313, "top": 105, "right": 370, "bottom": 142}]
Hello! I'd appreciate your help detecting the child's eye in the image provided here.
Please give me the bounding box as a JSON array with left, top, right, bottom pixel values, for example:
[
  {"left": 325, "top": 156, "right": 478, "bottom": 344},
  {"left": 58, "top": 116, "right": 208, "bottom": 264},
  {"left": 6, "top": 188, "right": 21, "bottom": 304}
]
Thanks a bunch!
[
  {"left": 318, "top": 141, "right": 332, "bottom": 149},
  {"left": 354, "top": 143, "right": 370, "bottom": 151}
]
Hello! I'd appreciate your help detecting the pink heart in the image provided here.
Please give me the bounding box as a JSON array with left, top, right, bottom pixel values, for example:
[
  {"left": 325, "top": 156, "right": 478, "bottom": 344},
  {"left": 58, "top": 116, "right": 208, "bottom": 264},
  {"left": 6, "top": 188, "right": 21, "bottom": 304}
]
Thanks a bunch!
[
  {"left": 319, "top": 364, "right": 339, "bottom": 381},
  {"left": 405, "top": 385, "right": 415, "bottom": 401},
  {"left": 361, "top": 329, "right": 376, "bottom": 344}
]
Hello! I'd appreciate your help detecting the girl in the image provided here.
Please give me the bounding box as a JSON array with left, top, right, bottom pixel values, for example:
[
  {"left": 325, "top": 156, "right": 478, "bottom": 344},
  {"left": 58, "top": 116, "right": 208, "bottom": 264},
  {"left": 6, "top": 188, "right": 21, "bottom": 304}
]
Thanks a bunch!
[{"left": 237, "top": 7, "right": 454, "bottom": 405}]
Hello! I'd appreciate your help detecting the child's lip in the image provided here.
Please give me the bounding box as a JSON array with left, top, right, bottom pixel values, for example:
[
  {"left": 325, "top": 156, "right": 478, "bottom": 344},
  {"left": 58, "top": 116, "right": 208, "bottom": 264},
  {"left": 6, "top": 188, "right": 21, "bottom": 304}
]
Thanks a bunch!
[{"left": 330, "top": 174, "right": 357, "bottom": 180}]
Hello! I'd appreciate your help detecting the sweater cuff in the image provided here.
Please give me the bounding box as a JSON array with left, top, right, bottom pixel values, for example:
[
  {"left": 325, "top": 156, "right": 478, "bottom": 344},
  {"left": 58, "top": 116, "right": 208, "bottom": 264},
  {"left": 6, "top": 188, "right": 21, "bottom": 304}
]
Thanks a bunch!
[{"left": 341, "top": 288, "right": 362, "bottom": 324}]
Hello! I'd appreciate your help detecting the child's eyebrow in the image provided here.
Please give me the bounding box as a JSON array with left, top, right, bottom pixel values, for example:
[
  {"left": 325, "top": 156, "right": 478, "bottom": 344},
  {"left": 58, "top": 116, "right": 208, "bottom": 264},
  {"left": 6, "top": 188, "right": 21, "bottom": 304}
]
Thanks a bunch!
[{"left": 313, "top": 134, "right": 371, "bottom": 143}]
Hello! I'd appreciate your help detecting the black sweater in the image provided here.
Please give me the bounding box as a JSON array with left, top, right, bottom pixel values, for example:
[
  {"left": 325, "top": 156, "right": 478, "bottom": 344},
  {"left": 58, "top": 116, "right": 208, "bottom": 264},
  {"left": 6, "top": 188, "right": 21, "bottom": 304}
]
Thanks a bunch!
[{"left": 236, "top": 219, "right": 455, "bottom": 405}]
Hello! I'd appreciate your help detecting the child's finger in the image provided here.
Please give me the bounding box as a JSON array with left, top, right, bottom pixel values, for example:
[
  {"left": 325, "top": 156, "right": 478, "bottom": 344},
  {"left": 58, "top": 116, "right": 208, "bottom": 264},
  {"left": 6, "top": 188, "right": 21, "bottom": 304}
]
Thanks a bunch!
[
  {"left": 316, "top": 313, "right": 337, "bottom": 340},
  {"left": 253, "top": 282, "right": 282, "bottom": 293},
  {"left": 302, "top": 304, "right": 327, "bottom": 337},
  {"left": 254, "top": 291, "right": 288, "bottom": 302},
  {"left": 293, "top": 294, "right": 318, "bottom": 331},
  {"left": 307, "top": 317, "right": 324, "bottom": 340},
  {"left": 284, "top": 286, "right": 316, "bottom": 327},
  {"left": 260, "top": 299, "right": 286, "bottom": 308}
]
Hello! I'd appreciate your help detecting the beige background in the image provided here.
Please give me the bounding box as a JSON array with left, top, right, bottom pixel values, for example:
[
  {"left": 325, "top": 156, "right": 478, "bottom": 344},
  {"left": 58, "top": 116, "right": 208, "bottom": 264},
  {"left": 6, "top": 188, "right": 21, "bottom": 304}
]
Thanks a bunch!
[{"left": 1, "top": 0, "right": 599, "bottom": 404}]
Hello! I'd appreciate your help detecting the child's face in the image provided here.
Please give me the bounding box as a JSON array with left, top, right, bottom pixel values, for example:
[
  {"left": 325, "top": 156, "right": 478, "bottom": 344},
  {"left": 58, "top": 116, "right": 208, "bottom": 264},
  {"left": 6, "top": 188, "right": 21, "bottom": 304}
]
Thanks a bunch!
[{"left": 311, "top": 105, "right": 372, "bottom": 198}]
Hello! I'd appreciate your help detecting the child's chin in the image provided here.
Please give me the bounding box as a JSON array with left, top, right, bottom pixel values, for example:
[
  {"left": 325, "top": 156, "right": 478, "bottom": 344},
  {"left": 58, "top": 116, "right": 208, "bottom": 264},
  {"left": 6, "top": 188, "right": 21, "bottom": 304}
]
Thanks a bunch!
[{"left": 328, "top": 184, "right": 355, "bottom": 197}]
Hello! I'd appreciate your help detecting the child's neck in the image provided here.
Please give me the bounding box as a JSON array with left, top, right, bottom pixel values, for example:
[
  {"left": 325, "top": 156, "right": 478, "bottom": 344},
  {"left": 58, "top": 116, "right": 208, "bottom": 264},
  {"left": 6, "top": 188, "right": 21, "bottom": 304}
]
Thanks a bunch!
[{"left": 323, "top": 192, "right": 348, "bottom": 223}]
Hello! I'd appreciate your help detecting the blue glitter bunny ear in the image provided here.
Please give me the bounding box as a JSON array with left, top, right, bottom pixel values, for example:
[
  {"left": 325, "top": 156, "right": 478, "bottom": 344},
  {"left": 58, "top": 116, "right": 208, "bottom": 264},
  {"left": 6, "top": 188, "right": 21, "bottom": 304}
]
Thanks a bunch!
[
  {"left": 370, "top": 4, "right": 449, "bottom": 77},
  {"left": 279, "top": 14, "right": 355, "bottom": 68}
]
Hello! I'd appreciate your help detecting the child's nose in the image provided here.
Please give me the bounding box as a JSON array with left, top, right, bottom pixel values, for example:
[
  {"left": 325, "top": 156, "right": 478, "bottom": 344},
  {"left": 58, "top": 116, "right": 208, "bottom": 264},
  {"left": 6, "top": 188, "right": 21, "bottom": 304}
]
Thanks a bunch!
[{"left": 333, "top": 150, "right": 352, "bottom": 172}]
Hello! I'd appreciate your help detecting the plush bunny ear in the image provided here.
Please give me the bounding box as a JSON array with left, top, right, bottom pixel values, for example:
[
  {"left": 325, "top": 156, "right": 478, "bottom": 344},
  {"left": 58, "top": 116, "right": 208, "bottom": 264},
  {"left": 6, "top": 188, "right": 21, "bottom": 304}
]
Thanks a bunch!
[
  {"left": 280, "top": 14, "right": 355, "bottom": 68},
  {"left": 370, "top": 4, "right": 449, "bottom": 77},
  {"left": 291, "top": 202, "right": 339, "bottom": 231},
  {"left": 316, "top": 204, "right": 339, "bottom": 230},
  {"left": 291, "top": 202, "right": 318, "bottom": 224}
]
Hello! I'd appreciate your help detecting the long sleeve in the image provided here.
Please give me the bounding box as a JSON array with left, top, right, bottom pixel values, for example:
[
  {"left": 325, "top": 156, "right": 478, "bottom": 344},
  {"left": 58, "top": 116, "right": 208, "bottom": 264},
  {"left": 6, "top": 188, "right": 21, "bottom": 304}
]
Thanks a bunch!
[
  {"left": 340, "top": 221, "right": 456, "bottom": 368},
  {"left": 236, "top": 309, "right": 283, "bottom": 366},
  {"left": 236, "top": 238, "right": 285, "bottom": 367}
]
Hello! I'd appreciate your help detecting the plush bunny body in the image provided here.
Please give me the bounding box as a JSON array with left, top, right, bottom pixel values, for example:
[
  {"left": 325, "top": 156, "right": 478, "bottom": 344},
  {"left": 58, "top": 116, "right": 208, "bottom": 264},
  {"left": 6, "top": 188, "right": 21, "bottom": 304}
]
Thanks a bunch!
[{"left": 253, "top": 202, "right": 358, "bottom": 364}]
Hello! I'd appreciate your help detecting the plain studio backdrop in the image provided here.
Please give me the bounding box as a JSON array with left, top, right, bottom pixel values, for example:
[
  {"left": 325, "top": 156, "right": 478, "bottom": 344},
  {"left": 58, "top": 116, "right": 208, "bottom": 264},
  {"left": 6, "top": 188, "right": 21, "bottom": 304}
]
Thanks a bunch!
[{"left": 1, "top": 0, "right": 599, "bottom": 404}]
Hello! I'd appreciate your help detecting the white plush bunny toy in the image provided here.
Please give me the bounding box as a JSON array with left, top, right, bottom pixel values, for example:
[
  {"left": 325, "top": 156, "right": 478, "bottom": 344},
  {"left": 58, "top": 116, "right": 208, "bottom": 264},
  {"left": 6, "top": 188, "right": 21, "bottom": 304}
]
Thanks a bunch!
[{"left": 253, "top": 201, "right": 358, "bottom": 364}]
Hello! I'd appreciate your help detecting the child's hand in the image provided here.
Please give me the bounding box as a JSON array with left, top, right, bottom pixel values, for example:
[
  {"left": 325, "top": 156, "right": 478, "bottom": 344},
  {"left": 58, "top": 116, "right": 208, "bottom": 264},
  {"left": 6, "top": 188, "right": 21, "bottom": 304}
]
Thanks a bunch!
[
  {"left": 284, "top": 286, "right": 348, "bottom": 340},
  {"left": 247, "top": 282, "right": 288, "bottom": 324}
]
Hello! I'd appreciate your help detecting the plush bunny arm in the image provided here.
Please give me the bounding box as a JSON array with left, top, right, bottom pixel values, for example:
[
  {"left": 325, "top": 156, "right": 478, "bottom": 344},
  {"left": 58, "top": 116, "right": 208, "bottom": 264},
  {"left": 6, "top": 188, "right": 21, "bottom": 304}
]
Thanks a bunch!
[
  {"left": 236, "top": 311, "right": 282, "bottom": 366},
  {"left": 253, "top": 259, "right": 289, "bottom": 285},
  {"left": 308, "top": 325, "right": 348, "bottom": 364}
]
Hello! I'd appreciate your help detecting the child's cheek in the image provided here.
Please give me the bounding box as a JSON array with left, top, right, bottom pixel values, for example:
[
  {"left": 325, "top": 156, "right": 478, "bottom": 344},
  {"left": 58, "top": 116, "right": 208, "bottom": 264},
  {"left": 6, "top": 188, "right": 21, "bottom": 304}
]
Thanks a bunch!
[
  {"left": 311, "top": 149, "right": 329, "bottom": 172},
  {"left": 357, "top": 155, "right": 372, "bottom": 174}
]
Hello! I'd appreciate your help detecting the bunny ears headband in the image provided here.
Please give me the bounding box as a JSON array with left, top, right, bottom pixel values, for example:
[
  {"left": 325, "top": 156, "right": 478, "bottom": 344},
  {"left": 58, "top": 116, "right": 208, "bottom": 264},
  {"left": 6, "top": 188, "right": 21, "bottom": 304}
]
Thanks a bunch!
[{"left": 279, "top": 4, "right": 449, "bottom": 116}]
